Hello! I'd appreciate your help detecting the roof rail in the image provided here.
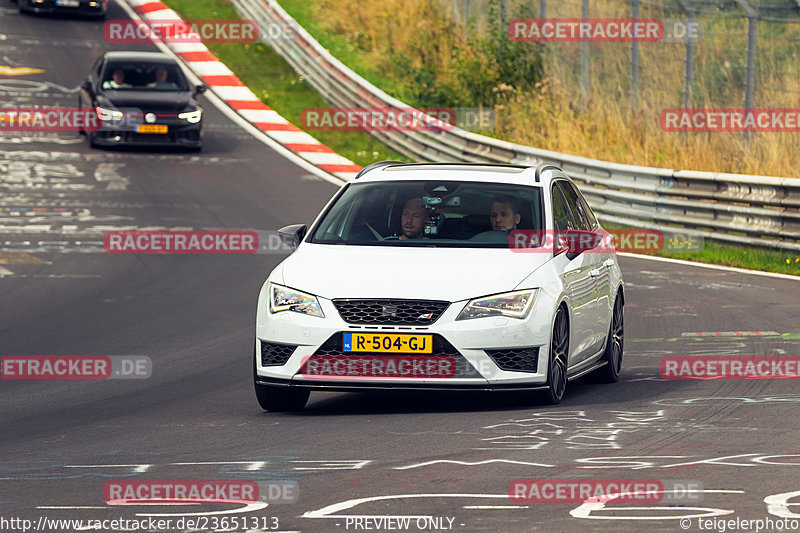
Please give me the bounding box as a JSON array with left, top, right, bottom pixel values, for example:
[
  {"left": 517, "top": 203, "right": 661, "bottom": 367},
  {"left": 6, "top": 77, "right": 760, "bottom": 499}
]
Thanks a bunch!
[
  {"left": 534, "top": 162, "right": 562, "bottom": 183},
  {"left": 354, "top": 160, "right": 406, "bottom": 179}
]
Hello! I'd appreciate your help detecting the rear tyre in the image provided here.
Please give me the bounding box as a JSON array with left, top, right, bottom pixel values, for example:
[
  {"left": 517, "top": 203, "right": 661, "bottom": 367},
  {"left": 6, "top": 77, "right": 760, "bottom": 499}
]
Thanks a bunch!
[
  {"left": 253, "top": 354, "right": 309, "bottom": 412},
  {"left": 542, "top": 306, "right": 569, "bottom": 405},
  {"left": 596, "top": 293, "right": 624, "bottom": 383}
]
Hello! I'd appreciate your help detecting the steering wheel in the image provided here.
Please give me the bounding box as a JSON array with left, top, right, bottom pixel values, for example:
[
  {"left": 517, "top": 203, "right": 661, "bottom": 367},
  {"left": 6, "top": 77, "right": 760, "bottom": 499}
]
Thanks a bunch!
[{"left": 361, "top": 219, "right": 385, "bottom": 242}]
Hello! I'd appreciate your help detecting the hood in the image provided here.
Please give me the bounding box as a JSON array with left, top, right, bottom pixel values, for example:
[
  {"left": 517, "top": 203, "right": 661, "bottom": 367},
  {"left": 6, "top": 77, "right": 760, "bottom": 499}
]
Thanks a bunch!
[
  {"left": 99, "top": 90, "right": 194, "bottom": 113},
  {"left": 275, "top": 243, "right": 553, "bottom": 302}
]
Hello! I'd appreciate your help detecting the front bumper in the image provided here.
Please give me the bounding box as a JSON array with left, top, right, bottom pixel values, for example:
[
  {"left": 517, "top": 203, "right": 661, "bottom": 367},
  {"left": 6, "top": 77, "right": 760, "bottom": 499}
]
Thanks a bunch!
[
  {"left": 91, "top": 119, "right": 202, "bottom": 148},
  {"left": 20, "top": 0, "right": 108, "bottom": 16},
  {"left": 254, "top": 375, "right": 550, "bottom": 392},
  {"left": 255, "top": 285, "right": 555, "bottom": 388}
]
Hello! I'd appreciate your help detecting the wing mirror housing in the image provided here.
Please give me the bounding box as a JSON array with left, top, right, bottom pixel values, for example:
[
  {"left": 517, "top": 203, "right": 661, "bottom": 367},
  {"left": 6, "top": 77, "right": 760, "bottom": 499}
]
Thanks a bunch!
[
  {"left": 556, "top": 229, "right": 605, "bottom": 260},
  {"left": 278, "top": 224, "right": 308, "bottom": 250}
]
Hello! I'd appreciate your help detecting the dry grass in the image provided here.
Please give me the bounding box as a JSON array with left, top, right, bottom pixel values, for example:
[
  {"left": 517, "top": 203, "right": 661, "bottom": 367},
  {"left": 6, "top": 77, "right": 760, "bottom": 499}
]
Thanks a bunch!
[{"left": 302, "top": 0, "right": 800, "bottom": 177}]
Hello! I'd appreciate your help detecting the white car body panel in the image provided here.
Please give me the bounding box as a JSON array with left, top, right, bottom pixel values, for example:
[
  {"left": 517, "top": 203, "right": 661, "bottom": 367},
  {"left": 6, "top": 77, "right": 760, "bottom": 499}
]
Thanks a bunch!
[{"left": 254, "top": 163, "right": 624, "bottom": 395}]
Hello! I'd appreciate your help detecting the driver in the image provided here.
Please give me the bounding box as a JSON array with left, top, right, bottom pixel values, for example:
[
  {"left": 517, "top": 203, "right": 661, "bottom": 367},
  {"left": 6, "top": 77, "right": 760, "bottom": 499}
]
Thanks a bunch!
[
  {"left": 398, "top": 197, "right": 428, "bottom": 240},
  {"left": 103, "top": 68, "right": 131, "bottom": 89}
]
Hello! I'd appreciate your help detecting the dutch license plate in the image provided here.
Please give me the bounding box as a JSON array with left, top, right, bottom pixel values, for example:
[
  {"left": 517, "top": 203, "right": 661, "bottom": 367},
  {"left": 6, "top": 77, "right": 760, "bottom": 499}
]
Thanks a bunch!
[
  {"left": 136, "top": 124, "right": 168, "bottom": 134},
  {"left": 56, "top": 0, "right": 81, "bottom": 7},
  {"left": 343, "top": 333, "right": 432, "bottom": 353}
]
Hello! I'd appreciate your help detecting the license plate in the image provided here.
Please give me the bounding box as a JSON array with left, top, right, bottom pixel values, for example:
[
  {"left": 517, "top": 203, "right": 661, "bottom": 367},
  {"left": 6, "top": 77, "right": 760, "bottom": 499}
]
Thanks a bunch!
[
  {"left": 56, "top": 0, "right": 80, "bottom": 6},
  {"left": 343, "top": 333, "right": 432, "bottom": 354},
  {"left": 136, "top": 124, "right": 168, "bottom": 134}
]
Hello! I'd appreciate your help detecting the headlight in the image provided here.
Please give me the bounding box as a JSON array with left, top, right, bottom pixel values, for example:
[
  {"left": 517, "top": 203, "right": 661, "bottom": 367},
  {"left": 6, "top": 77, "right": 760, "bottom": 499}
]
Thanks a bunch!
[
  {"left": 456, "top": 289, "right": 537, "bottom": 321},
  {"left": 269, "top": 284, "right": 324, "bottom": 318},
  {"left": 178, "top": 109, "right": 202, "bottom": 123},
  {"left": 96, "top": 106, "right": 123, "bottom": 121}
]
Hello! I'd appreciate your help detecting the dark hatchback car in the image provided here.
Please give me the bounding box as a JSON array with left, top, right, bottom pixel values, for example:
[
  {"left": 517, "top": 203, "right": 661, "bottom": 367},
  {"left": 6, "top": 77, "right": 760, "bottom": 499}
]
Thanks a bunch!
[
  {"left": 78, "top": 51, "right": 206, "bottom": 150},
  {"left": 16, "top": 0, "right": 108, "bottom": 18}
]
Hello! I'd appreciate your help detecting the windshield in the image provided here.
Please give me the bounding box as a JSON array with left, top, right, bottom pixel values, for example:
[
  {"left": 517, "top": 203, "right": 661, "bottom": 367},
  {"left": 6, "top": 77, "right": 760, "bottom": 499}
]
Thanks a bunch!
[
  {"left": 101, "top": 62, "right": 189, "bottom": 91},
  {"left": 310, "top": 180, "right": 543, "bottom": 247}
]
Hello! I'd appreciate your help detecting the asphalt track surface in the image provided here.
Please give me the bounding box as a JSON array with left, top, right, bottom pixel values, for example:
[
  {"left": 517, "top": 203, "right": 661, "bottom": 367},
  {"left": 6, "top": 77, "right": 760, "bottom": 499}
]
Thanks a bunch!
[{"left": 2, "top": 4, "right": 800, "bottom": 533}]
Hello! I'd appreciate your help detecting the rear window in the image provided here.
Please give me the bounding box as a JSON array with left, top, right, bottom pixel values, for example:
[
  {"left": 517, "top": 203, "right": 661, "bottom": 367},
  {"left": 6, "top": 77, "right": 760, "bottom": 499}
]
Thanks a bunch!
[{"left": 310, "top": 180, "right": 544, "bottom": 247}]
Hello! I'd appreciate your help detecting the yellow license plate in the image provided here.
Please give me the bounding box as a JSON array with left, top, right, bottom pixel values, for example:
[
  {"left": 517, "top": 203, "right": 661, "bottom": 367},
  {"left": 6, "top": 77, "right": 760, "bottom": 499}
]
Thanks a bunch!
[
  {"left": 136, "top": 124, "right": 168, "bottom": 134},
  {"left": 343, "top": 333, "right": 433, "bottom": 353}
]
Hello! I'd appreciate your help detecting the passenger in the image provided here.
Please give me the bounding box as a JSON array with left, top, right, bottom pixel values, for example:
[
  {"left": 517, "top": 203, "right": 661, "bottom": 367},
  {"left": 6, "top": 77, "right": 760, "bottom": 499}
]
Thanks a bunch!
[{"left": 489, "top": 194, "right": 522, "bottom": 232}]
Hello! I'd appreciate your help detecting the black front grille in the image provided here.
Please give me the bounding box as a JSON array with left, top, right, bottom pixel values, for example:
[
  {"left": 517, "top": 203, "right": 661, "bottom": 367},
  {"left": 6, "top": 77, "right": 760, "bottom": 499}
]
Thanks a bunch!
[
  {"left": 95, "top": 130, "right": 200, "bottom": 143},
  {"left": 333, "top": 299, "right": 449, "bottom": 325},
  {"left": 311, "top": 333, "right": 480, "bottom": 378},
  {"left": 485, "top": 347, "right": 540, "bottom": 372},
  {"left": 260, "top": 341, "right": 297, "bottom": 366}
]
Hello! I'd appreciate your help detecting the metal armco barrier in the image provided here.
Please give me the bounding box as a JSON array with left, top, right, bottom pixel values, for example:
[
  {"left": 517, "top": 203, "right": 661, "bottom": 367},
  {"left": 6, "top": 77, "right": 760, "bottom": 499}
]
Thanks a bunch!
[{"left": 232, "top": 0, "right": 800, "bottom": 252}]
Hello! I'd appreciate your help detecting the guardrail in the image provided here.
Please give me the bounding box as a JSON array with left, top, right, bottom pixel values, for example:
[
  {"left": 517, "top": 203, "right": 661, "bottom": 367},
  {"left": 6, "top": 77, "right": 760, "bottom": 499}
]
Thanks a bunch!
[{"left": 231, "top": 0, "right": 800, "bottom": 252}]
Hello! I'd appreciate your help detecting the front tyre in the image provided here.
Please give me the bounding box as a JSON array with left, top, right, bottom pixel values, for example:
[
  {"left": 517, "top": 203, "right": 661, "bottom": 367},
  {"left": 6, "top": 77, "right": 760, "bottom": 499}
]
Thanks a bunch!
[
  {"left": 596, "top": 293, "right": 624, "bottom": 383},
  {"left": 253, "top": 356, "right": 309, "bottom": 412},
  {"left": 543, "top": 306, "right": 569, "bottom": 404}
]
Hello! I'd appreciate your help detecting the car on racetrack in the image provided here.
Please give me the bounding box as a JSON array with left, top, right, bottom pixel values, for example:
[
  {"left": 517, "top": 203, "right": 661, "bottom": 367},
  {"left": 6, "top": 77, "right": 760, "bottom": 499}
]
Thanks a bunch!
[
  {"left": 78, "top": 51, "right": 205, "bottom": 150},
  {"left": 254, "top": 162, "right": 625, "bottom": 411},
  {"left": 15, "top": 0, "right": 108, "bottom": 18}
]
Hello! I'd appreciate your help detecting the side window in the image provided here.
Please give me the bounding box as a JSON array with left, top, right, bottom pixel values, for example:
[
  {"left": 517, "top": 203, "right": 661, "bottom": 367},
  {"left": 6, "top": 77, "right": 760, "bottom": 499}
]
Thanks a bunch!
[
  {"left": 568, "top": 182, "right": 598, "bottom": 229},
  {"left": 556, "top": 181, "right": 590, "bottom": 231},
  {"left": 551, "top": 186, "right": 574, "bottom": 232},
  {"left": 94, "top": 58, "right": 104, "bottom": 83}
]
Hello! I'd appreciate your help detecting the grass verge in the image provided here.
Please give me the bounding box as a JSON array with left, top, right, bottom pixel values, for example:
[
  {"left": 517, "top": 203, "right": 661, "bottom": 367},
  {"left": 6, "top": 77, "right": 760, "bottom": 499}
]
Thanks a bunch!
[
  {"left": 604, "top": 224, "right": 800, "bottom": 276},
  {"left": 160, "top": 0, "right": 798, "bottom": 277},
  {"left": 161, "top": 0, "right": 407, "bottom": 166}
]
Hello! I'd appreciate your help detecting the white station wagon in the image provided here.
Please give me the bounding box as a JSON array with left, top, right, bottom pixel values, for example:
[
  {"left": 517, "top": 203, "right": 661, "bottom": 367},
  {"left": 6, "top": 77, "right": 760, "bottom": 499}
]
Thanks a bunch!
[{"left": 254, "top": 162, "right": 624, "bottom": 411}]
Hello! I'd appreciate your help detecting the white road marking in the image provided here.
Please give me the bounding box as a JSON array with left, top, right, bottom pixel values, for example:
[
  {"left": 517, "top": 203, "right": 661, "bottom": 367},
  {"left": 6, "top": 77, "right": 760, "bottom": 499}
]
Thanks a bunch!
[
  {"left": 394, "top": 459, "right": 554, "bottom": 470},
  {"left": 681, "top": 331, "right": 779, "bottom": 337},
  {"left": 39, "top": 506, "right": 108, "bottom": 509},
  {"left": 463, "top": 505, "right": 529, "bottom": 509},
  {"left": 618, "top": 252, "right": 800, "bottom": 281},
  {"left": 303, "top": 493, "right": 508, "bottom": 519},
  {"left": 137, "top": 501, "right": 268, "bottom": 517}
]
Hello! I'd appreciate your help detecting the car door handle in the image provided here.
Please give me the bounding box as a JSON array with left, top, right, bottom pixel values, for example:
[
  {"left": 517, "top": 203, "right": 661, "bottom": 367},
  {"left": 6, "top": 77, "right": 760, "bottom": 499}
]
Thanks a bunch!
[
  {"left": 589, "top": 269, "right": 601, "bottom": 277},
  {"left": 603, "top": 259, "right": 615, "bottom": 268}
]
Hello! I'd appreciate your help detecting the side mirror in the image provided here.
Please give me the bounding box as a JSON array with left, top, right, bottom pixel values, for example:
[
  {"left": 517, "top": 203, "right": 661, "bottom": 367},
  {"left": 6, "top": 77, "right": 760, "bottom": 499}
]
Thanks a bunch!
[
  {"left": 80, "top": 80, "right": 93, "bottom": 94},
  {"left": 195, "top": 85, "right": 207, "bottom": 95},
  {"left": 558, "top": 229, "right": 604, "bottom": 260},
  {"left": 278, "top": 224, "right": 307, "bottom": 250}
]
